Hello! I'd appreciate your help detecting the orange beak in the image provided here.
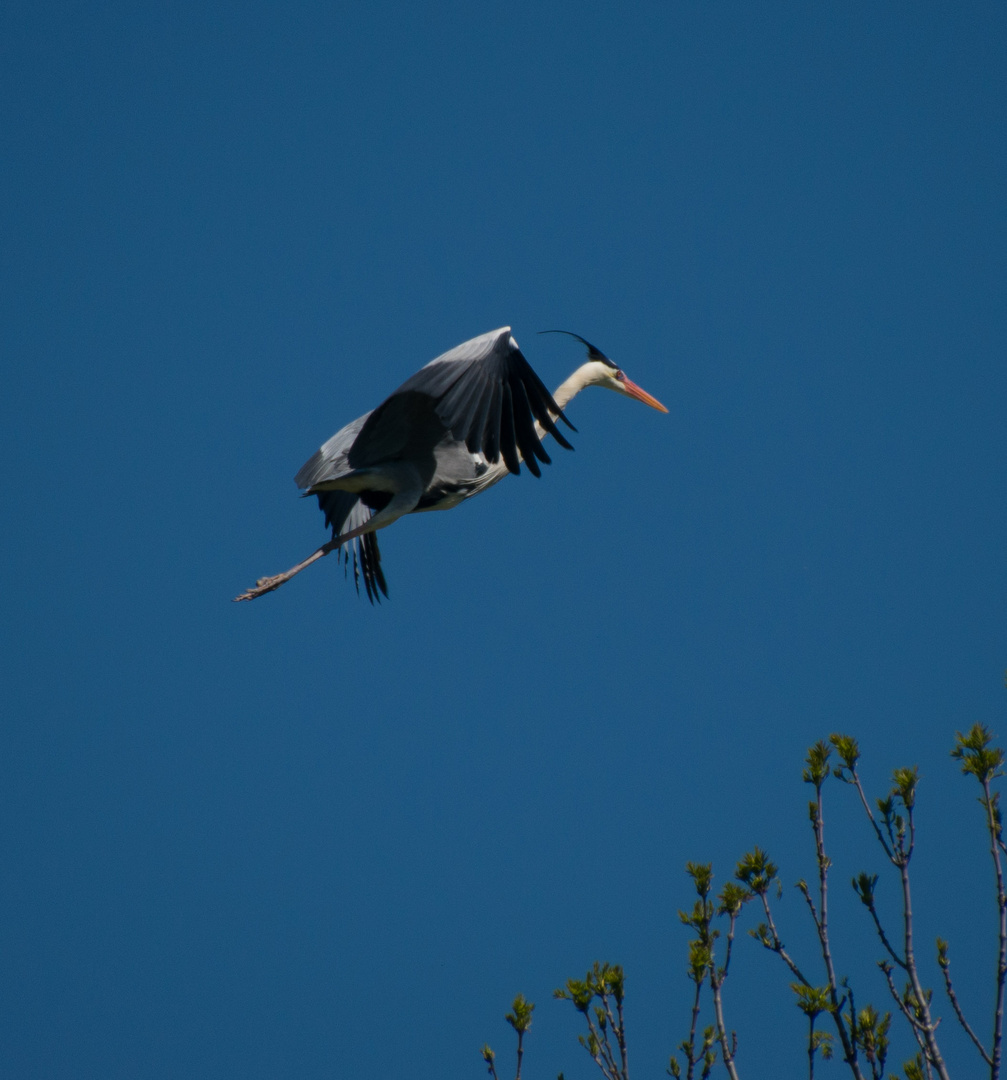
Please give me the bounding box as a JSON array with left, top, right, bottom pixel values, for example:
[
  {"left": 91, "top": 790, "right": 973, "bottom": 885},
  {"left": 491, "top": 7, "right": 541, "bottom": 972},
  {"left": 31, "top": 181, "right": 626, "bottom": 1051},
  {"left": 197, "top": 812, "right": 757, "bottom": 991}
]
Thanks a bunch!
[{"left": 622, "top": 377, "right": 669, "bottom": 413}]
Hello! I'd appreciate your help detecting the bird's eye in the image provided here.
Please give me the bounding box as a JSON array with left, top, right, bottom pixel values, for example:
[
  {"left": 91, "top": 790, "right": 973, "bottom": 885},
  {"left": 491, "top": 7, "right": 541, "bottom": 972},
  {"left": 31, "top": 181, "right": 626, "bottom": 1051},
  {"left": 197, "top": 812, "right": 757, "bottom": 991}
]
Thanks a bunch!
[{"left": 615, "top": 369, "right": 625, "bottom": 380}]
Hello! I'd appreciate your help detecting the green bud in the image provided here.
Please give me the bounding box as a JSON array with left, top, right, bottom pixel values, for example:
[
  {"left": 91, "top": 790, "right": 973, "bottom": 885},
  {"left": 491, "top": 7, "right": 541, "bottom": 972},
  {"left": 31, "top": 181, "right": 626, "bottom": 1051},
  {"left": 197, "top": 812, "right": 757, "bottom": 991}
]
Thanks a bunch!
[
  {"left": 717, "top": 881, "right": 750, "bottom": 916},
  {"left": 802, "top": 741, "right": 832, "bottom": 787},
  {"left": 892, "top": 766, "right": 919, "bottom": 809},
  {"left": 829, "top": 733, "right": 860, "bottom": 773},
  {"left": 852, "top": 872, "right": 878, "bottom": 907},
  {"left": 791, "top": 983, "right": 835, "bottom": 1018},
  {"left": 735, "top": 847, "right": 778, "bottom": 894},
  {"left": 903, "top": 1052, "right": 925, "bottom": 1080},
  {"left": 505, "top": 993, "right": 535, "bottom": 1034},
  {"left": 951, "top": 723, "right": 1005, "bottom": 783},
  {"left": 686, "top": 862, "right": 713, "bottom": 898}
]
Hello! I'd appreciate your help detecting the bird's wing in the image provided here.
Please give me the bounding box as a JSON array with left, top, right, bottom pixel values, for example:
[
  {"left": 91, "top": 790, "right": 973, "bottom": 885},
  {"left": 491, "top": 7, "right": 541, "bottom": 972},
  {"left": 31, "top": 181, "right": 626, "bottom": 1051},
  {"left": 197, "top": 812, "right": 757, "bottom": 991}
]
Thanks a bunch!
[
  {"left": 312, "top": 489, "right": 388, "bottom": 603},
  {"left": 293, "top": 411, "right": 372, "bottom": 490},
  {"left": 293, "top": 413, "right": 388, "bottom": 601},
  {"left": 348, "top": 327, "right": 575, "bottom": 478}
]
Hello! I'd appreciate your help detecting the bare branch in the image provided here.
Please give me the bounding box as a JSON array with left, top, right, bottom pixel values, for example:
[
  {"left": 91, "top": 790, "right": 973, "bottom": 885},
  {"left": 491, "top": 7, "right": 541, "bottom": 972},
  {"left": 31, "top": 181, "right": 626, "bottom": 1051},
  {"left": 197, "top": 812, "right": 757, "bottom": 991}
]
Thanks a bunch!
[
  {"left": 796, "top": 879, "right": 820, "bottom": 928},
  {"left": 753, "top": 890, "right": 811, "bottom": 986},
  {"left": 682, "top": 977, "right": 703, "bottom": 1080},
  {"left": 842, "top": 764, "right": 895, "bottom": 862},
  {"left": 708, "top": 966, "right": 740, "bottom": 1080},
  {"left": 937, "top": 939, "right": 992, "bottom": 1065},
  {"left": 979, "top": 773, "right": 1007, "bottom": 1080},
  {"left": 879, "top": 962, "right": 927, "bottom": 1041},
  {"left": 895, "top": 832, "right": 950, "bottom": 1080},
  {"left": 803, "top": 754, "right": 866, "bottom": 1080},
  {"left": 952, "top": 725, "right": 1006, "bottom": 1079},
  {"left": 854, "top": 882, "right": 906, "bottom": 970}
]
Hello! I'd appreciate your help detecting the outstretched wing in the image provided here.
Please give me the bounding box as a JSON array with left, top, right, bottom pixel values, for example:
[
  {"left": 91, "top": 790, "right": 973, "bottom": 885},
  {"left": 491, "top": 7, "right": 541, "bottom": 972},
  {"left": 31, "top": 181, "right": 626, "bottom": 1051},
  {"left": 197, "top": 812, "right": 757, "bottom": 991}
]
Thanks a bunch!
[
  {"left": 288, "top": 326, "right": 574, "bottom": 602},
  {"left": 350, "top": 327, "right": 576, "bottom": 478},
  {"left": 294, "top": 412, "right": 371, "bottom": 490}
]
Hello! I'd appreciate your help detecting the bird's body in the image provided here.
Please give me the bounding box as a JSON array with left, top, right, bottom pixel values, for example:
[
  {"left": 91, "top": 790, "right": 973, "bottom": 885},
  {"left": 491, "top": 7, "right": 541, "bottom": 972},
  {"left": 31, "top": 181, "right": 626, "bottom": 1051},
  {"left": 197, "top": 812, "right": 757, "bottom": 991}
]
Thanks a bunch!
[{"left": 235, "top": 326, "right": 666, "bottom": 602}]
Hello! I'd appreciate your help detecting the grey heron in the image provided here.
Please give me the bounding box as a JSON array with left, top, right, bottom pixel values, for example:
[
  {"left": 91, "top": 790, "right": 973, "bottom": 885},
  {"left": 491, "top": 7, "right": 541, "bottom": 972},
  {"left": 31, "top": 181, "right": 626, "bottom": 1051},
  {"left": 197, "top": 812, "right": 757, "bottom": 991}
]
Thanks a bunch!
[{"left": 234, "top": 326, "right": 667, "bottom": 603}]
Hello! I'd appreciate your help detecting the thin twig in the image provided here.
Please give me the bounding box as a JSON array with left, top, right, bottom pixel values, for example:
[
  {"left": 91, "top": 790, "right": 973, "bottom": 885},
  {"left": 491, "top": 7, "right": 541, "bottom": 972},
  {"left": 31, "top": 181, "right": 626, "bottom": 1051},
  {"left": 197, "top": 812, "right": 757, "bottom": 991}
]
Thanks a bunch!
[
  {"left": 757, "top": 892, "right": 811, "bottom": 986},
  {"left": 939, "top": 951, "right": 992, "bottom": 1065},
  {"left": 702, "top": 909, "right": 739, "bottom": 1080},
  {"left": 582, "top": 1014, "right": 614, "bottom": 1080},
  {"left": 598, "top": 989, "right": 627, "bottom": 1080},
  {"left": 982, "top": 773, "right": 1006, "bottom": 1080},
  {"left": 864, "top": 897, "right": 907, "bottom": 970},
  {"left": 585, "top": 1008, "right": 619, "bottom": 1080},
  {"left": 850, "top": 765, "right": 949, "bottom": 1080},
  {"left": 847, "top": 772, "right": 895, "bottom": 861},
  {"left": 722, "top": 918, "right": 736, "bottom": 975},
  {"left": 684, "top": 978, "right": 703, "bottom": 1080},
  {"left": 614, "top": 994, "right": 629, "bottom": 1079},
  {"left": 880, "top": 962, "right": 929, "bottom": 1061},
  {"left": 896, "top": 806, "right": 950, "bottom": 1080},
  {"left": 807, "top": 1012, "right": 816, "bottom": 1080},
  {"left": 709, "top": 968, "right": 741, "bottom": 1080},
  {"left": 797, "top": 879, "right": 820, "bottom": 927},
  {"left": 808, "top": 784, "right": 862, "bottom": 1078}
]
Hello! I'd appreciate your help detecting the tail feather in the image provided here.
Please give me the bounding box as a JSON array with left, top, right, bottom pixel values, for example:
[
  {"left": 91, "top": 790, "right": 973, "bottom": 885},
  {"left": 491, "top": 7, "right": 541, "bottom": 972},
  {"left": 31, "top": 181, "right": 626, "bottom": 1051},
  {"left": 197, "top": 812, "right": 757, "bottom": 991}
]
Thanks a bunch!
[{"left": 315, "top": 491, "right": 389, "bottom": 604}]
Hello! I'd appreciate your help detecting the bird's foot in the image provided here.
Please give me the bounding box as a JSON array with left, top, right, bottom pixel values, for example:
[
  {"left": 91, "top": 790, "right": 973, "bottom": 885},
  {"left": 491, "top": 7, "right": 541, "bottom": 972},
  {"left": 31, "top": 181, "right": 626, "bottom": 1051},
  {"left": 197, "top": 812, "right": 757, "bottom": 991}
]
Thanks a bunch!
[
  {"left": 233, "top": 573, "right": 288, "bottom": 602},
  {"left": 233, "top": 544, "right": 332, "bottom": 602}
]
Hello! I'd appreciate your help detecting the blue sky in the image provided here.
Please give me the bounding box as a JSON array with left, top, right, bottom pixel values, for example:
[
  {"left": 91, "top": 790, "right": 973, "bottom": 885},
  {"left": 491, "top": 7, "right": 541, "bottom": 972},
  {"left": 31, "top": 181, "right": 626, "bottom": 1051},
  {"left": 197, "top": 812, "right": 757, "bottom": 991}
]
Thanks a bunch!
[{"left": 2, "top": 2, "right": 1005, "bottom": 1077}]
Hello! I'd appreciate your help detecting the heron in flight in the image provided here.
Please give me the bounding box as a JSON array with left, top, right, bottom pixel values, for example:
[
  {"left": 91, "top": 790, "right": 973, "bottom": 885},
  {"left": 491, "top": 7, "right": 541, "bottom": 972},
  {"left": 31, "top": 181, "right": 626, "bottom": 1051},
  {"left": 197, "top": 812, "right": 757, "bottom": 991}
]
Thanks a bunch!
[{"left": 235, "top": 326, "right": 667, "bottom": 602}]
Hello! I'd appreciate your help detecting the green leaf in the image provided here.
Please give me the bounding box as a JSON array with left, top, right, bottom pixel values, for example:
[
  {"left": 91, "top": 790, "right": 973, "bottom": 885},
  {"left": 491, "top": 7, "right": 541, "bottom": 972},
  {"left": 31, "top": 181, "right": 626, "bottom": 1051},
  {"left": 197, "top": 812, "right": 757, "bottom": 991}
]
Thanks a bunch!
[
  {"left": 829, "top": 733, "right": 860, "bottom": 775},
  {"left": 802, "top": 741, "right": 832, "bottom": 787},
  {"left": 891, "top": 766, "right": 919, "bottom": 809},
  {"left": 735, "top": 847, "right": 778, "bottom": 894},
  {"left": 849, "top": 1004, "right": 890, "bottom": 1073},
  {"left": 811, "top": 1030, "right": 834, "bottom": 1059},
  {"left": 686, "top": 862, "right": 713, "bottom": 898},
  {"left": 902, "top": 1052, "right": 925, "bottom": 1080},
  {"left": 505, "top": 993, "right": 535, "bottom": 1034},
  {"left": 852, "top": 871, "right": 878, "bottom": 907},
  {"left": 790, "top": 983, "right": 835, "bottom": 1018},
  {"left": 951, "top": 723, "right": 1005, "bottom": 783},
  {"left": 717, "top": 881, "right": 751, "bottom": 916}
]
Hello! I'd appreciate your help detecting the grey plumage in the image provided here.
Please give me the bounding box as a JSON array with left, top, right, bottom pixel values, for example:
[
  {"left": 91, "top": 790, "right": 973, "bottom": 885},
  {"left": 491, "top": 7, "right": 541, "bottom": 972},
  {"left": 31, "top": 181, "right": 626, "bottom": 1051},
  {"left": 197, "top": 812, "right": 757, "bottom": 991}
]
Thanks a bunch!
[
  {"left": 235, "top": 325, "right": 666, "bottom": 604},
  {"left": 290, "top": 327, "right": 573, "bottom": 602}
]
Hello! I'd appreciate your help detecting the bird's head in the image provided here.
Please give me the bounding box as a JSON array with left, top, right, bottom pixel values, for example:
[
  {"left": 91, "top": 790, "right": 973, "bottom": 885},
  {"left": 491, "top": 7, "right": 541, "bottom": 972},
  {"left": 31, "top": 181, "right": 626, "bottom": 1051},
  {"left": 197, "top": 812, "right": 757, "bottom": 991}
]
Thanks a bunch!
[{"left": 540, "top": 330, "right": 668, "bottom": 412}]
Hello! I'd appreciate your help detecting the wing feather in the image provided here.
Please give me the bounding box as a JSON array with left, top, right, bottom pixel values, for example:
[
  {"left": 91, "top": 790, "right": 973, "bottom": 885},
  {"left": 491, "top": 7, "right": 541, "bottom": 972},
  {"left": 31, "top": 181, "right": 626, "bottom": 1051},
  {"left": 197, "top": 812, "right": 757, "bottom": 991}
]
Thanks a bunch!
[
  {"left": 313, "top": 490, "right": 388, "bottom": 603},
  {"left": 332, "top": 328, "right": 574, "bottom": 479},
  {"left": 294, "top": 412, "right": 371, "bottom": 490},
  {"left": 482, "top": 377, "right": 502, "bottom": 465},
  {"left": 290, "top": 326, "right": 576, "bottom": 600},
  {"left": 375, "top": 327, "right": 575, "bottom": 476},
  {"left": 511, "top": 378, "right": 549, "bottom": 475},
  {"left": 498, "top": 381, "right": 519, "bottom": 474}
]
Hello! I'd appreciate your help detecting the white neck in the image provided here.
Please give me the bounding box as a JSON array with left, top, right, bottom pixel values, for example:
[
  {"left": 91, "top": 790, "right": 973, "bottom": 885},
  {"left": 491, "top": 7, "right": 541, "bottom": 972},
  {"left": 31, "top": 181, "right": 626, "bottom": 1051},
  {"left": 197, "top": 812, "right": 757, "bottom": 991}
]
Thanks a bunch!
[
  {"left": 552, "top": 362, "right": 599, "bottom": 410},
  {"left": 534, "top": 362, "right": 599, "bottom": 438}
]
